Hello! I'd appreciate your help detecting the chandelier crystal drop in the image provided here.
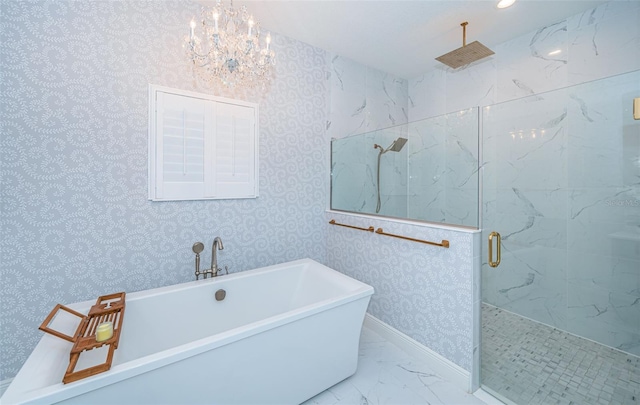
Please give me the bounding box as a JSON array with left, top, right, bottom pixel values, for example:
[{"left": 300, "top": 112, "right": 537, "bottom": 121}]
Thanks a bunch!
[{"left": 185, "top": 0, "right": 276, "bottom": 88}]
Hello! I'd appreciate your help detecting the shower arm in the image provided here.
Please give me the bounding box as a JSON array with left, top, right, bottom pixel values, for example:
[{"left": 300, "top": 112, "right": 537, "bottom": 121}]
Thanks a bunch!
[{"left": 373, "top": 141, "right": 396, "bottom": 155}]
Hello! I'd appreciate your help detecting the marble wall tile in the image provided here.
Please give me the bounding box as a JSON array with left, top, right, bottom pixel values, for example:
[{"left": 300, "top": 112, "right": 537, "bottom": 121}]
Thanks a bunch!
[
  {"left": 566, "top": 281, "right": 640, "bottom": 355},
  {"left": 567, "top": 71, "right": 640, "bottom": 189},
  {"left": 328, "top": 55, "right": 408, "bottom": 140},
  {"left": 567, "top": 3, "right": 640, "bottom": 85},
  {"left": 445, "top": 59, "right": 497, "bottom": 113},
  {"left": 408, "top": 69, "right": 447, "bottom": 122},
  {"left": 568, "top": 251, "right": 640, "bottom": 300},
  {"left": 330, "top": 127, "right": 408, "bottom": 216},
  {"left": 495, "top": 21, "right": 568, "bottom": 104},
  {"left": 365, "top": 68, "right": 409, "bottom": 131},
  {"left": 405, "top": 108, "right": 479, "bottom": 227},
  {"left": 482, "top": 243, "right": 568, "bottom": 329}
]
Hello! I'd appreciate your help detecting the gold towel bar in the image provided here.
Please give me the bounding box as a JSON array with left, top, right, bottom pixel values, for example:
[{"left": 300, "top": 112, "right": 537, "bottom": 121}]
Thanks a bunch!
[
  {"left": 329, "top": 219, "right": 374, "bottom": 232},
  {"left": 376, "top": 228, "right": 450, "bottom": 248},
  {"left": 329, "top": 219, "right": 450, "bottom": 248}
]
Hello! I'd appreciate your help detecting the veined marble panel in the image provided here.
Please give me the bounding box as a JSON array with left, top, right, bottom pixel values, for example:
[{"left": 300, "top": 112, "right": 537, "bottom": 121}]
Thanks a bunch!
[
  {"left": 566, "top": 281, "right": 640, "bottom": 356},
  {"left": 445, "top": 58, "right": 497, "bottom": 113},
  {"left": 406, "top": 108, "right": 479, "bottom": 227},
  {"left": 328, "top": 55, "right": 408, "bottom": 141},
  {"left": 482, "top": 243, "right": 567, "bottom": 329},
  {"left": 330, "top": 126, "right": 409, "bottom": 217},
  {"left": 303, "top": 326, "right": 486, "bottom": 405},
  {"left": 408, "top": 69, "right": 447, "bottom": 122},
  {"left": 568, "top": 251, "right": 640, "bottom": 300},
  {"left": 495, "top": 20, "right": 568, "bottom": 104},
  {"left": 445, "top": 187, "right": 478, "bottom": 226},
  {"left": 365, "top": 68, "right": 408, "bottom": 131},
  {"left": 567, "top": 4, "right": 640, "bottom": 85},
  {"left": 567, "top": 70, "right": 640, "bottom": 189},
  {"left": 330, "top": 54, "right": 367, "bottom": 94}
]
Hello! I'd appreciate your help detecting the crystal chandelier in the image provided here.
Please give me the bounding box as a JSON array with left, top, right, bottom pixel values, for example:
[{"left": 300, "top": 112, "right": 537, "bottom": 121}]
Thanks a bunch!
[{"left": 185, "top": 1, "right": 276, "bottom": 88}]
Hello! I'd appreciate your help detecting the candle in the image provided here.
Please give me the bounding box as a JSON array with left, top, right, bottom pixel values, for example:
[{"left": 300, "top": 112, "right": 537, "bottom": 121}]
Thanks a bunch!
[
  {"left": 96, "top": 321, "right": 113, "bottom": 342},
  {"left": 266, "top": 32, "right": 271, "bottom": 50},
  {"left": 213, "top": 12, "right": 219, "bottom": 34}
]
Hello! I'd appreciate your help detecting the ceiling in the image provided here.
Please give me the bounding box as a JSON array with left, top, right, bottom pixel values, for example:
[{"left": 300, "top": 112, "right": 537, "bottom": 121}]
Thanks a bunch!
[{"left": 204, "top": 0, "right": 608, "bottom": 78}]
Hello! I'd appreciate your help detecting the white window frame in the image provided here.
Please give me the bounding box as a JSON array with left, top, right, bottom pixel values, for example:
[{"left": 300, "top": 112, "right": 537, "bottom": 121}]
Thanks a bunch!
[{"left": 148, "top": 84, "right": 259, "bottom": 201}]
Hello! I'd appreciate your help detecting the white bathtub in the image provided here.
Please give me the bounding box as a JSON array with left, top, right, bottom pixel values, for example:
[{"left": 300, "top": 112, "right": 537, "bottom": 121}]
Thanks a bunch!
[{"left": 1, "top": 259, "right": 374, "bottom": 405}]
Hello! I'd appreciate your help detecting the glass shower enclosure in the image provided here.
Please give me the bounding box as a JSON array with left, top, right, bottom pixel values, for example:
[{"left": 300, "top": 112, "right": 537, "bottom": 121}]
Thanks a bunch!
[
  {"left": 329, "top": 69, "right": 639, "bottom": 405},
  {"left": 481, "top": 70, "right": 640, "bottom": 404},
  {"left": 330, "top": 107, "right": 479, "bottom": 228}
]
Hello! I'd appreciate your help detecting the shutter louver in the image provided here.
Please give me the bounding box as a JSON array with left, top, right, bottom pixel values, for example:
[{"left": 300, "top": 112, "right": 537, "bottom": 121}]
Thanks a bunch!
[
  {"left": 156, "top": 92, "right": 207, "bottom": 200},
  {"left": 214, "top": 103, "right": 256, "bottom": 197}
]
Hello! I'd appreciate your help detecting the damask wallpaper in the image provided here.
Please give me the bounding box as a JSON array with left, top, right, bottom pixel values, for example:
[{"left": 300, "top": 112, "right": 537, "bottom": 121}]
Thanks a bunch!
[{"left": 0, "top": 0, "right": 328, "bottom": 380}]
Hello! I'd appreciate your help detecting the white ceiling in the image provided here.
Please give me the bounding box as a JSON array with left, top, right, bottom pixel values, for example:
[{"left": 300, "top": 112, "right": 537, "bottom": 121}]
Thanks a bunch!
[{"left": 205, "top": 0, "right": 608, "bottom": 78}]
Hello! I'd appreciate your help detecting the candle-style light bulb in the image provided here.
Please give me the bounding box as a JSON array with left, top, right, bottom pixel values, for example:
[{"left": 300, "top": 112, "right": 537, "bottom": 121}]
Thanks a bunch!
[
  {"left": 190, "top": 19, "right": 196, "bottom": 40},
  {"left": 248, "top": 18, "right": 254, "bottom": 37},
  {"left": 265, "top": 32, "right": 271, "bottom": 50},
  {"left": 213, "top": 11, "right": 219, "bottom": 33}
]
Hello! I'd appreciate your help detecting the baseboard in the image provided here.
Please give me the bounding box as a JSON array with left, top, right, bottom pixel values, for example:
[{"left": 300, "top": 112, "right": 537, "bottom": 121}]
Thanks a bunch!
[
  {"left": 363, "top": 314, "right": 471, "bottom": 392},
  {"left": 474, "top": 388, "right": 507, "bottom": 405},
  {"left": 0, "top": 378, "right": 13, "bottom": 397}
]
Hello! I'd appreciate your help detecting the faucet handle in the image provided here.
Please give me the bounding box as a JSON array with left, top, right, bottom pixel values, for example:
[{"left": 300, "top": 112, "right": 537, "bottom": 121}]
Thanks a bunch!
[{"left": 223, "top": 266, "right": 228, "bottom": 275}]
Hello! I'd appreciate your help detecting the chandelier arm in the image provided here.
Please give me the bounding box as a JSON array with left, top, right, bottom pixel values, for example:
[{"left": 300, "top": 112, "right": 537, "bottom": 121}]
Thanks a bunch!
[{"left": 185, "top": 1, "right": 274, "bottom": 87}]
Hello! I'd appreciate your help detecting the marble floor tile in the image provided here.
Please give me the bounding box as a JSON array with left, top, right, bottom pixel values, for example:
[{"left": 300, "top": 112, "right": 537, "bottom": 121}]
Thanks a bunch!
[{"left": 302, "top": 326, "right": 487, "bottom": 405}]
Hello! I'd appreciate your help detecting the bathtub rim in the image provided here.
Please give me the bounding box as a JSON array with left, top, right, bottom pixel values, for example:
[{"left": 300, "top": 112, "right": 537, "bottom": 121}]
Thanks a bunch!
[{"left": 2, "top": 258, "right": 374, "bottom": 405}]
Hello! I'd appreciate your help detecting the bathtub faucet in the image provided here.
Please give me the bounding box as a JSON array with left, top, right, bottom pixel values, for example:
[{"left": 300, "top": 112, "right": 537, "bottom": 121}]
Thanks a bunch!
[
  {"left": 211, "top": 237, "right": 224, "bottom": 276},
  {"left": 192, "top": 237, "right": 228, "bottom": 280}
]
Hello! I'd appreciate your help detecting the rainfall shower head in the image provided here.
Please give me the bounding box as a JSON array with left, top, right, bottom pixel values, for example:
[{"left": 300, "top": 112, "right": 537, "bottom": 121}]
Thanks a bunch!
[{"left": 435, "top": 22, "right": 494, "bottom": 69}]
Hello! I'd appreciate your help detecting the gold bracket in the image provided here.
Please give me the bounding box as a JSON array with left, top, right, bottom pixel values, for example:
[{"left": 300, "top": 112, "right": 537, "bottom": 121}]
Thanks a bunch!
[{"left": 634, "top": 97, "right": 640, "bottom": 120}]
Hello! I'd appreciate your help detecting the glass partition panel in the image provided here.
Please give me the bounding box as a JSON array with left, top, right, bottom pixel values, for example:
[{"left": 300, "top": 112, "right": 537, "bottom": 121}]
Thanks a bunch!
[
  {"left": 481, "top": 69, "right": 640, "bottom": 405},
  {"left": 330, "top": 107, "right": 479, "bottom": 228}
]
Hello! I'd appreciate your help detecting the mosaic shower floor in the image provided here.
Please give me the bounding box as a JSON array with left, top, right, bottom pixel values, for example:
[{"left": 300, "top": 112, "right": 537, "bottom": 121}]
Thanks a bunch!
[{"left": 482, "top": 304, "right": 640, "bottom": 405}]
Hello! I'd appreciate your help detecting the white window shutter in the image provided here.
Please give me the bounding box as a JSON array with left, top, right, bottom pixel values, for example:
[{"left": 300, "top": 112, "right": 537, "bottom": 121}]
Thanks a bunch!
[
  {"left": 149, "top": 85, "right": 258, "bottom": 201},
  {"left": 213, "top": 102, "right": 257, "bottom": 197},
  {"left": 156, "top": 92, "right": 207, "bottom": 200}
]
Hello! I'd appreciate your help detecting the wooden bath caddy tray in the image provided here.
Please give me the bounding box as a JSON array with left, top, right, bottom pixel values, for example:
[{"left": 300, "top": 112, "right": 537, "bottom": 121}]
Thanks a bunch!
[{"left": 39, "top": 292, "right": 126, "bottom": 384}]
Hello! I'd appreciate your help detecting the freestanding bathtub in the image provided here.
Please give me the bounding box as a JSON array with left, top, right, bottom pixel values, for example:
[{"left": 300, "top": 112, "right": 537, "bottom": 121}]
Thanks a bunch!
[{"left": 1, "top": 259, "right": 374, "bottom": 405}]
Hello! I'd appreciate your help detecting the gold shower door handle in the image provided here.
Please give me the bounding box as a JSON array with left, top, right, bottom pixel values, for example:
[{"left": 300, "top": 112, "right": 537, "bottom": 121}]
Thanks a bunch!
[{"left": 488, "top": 231, "right": 501, "bottom": 268}]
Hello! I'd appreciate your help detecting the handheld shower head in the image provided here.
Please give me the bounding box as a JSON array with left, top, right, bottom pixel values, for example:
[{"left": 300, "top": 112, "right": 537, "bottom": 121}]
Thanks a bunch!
[
  {"left": 374, "top": 138, "right": 408, "bottom": 155},
  {"left": 388, "top": 137, "right": 408, "bottom": 152}
]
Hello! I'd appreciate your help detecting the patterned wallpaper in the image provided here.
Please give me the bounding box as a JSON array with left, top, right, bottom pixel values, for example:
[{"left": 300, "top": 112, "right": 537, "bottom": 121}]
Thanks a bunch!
[
  {"left": 0, "top": 0, "right": 328, "bottom": 380},
  {"left": 326, "top": 212, "right": 480, "bottom": 372}
]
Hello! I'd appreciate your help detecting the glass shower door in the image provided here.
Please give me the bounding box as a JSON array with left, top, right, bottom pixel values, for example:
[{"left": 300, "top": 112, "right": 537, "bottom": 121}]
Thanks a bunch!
[{"left": 481, "top": 70, "right": 640, "bottom": 404}]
